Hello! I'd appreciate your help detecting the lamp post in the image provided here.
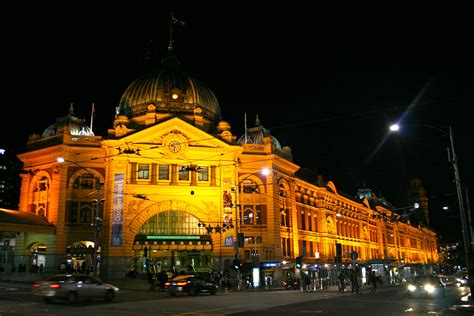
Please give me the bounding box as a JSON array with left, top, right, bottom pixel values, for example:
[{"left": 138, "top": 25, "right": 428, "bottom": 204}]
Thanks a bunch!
[
  {"left": 389, "top": 124, "right": 471, "bottom": 269},
  {"left": 234, "top": 167, "right": 270, "bottom": 290},
  {"left": 57, "top": 157, "right": 102, "bottom": 277}
]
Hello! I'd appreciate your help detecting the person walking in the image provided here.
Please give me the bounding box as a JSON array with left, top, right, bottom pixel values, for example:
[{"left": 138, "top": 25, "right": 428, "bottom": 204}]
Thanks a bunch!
[
  {"left": 337, "top": 270, "right": 346, "bottom": 293},
  {"left": 221, "top": 272, "right": 231, "bottom": 293},
  {"left": 147, "top": 268, "right": 156, "bottom": 291},
  {"left": 370, "top": 270, "right": 377, "bottom": 294}
]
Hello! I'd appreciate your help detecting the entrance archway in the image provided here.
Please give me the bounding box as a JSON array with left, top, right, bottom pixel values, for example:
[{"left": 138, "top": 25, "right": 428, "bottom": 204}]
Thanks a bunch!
[{"left": 132, "top": 209, "right": 213, "bottom": 275}]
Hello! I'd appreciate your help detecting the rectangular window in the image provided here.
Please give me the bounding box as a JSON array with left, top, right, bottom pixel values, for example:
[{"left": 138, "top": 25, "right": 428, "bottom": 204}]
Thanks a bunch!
[
  {"left": 67, "top": 201, "right": 79, "bottom": 223},
  {"left": 138, "top": 164, "right": 150, "bottom": 179},
  {"left": 197, "top": 166, "right": 209, "bottom": 181},
  {"left": 178, "top": 166, "right": 190, "bottom": 181},
  {"left": 158, "top": 165, "right": 170, "bottom": 180}
]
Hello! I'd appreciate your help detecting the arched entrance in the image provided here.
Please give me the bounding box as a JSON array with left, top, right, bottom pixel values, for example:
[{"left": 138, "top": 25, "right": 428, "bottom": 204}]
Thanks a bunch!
[
  {"left": 132, "top": 210, "right": 213, "bottom": 275},
  {"left": 65, "top": 241, "right": 96, "bottom": 273},
  {"left": 29, "top": 242, "right": 47, "bottom": 272}
]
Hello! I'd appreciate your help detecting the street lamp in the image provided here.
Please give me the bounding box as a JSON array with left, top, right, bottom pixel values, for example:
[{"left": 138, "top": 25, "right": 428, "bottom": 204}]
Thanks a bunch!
[
  {"left": 389, "top": 123, "right": 471, "bottom": 269},
  {"left": 57, "top": 157, "right": 103, "bottom": 277},
  {"left": 234, "top": 167, "right": 270, "bottom": 290}
]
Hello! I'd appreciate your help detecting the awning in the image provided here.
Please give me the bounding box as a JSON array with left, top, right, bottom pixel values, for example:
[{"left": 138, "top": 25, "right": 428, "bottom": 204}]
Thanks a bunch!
[{"left": 0, "top": 208, "right": 56, "bottom": 234}]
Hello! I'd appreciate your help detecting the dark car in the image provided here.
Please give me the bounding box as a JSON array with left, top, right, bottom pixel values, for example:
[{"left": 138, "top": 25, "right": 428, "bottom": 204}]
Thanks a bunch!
[
  {"left": 407, "top": 275, "right": 446, "bottom": 298},
  {"left": 32, "top": 274, "right": 119, "bottom": 303},
  {"left": 164, "top": 274, "right": 218, "bottom": 296},
  {"left": 283, "top": 278, "right": 300, "bottom": 290}
]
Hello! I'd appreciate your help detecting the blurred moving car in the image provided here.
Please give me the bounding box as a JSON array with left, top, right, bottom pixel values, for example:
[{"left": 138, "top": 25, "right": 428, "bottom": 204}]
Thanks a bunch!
[
  {"left": 456, "top": 274, "right": 469, "bottom": 287},
  {"left": 32, "top": 274, "right": 119, "bottom": 303},
  {"left": 407, "top": 275, "right": 446, "bottom": 298},
  {"left": 437, "top": 274, "right": 457, "bottom": 286},
  {"left": 283, "top": 278, "right": 301, "bottom": 290},
  {"left": 164, "top": 274, "right": 218, "bottom": 296}
]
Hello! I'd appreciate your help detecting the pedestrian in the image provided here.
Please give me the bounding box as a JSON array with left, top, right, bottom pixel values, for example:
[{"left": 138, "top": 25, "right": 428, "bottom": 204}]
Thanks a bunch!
[
  {"left": 370, "top": 271, "right": 377, "bottom": 294},
  {"left": 266, "top": 276, "right": 272, "bottom": 290},
  {"left": 147, "top": 268, "right": 156, "bottom": 291},
  {"left": 349, "top": 270, "right": 359, "bottom": 294},
  {"left": 221, "top": 272, "right": 231, "bottom": 292},
  {"left": 337, "top": 270, "right": 345, "bottom": 293}
]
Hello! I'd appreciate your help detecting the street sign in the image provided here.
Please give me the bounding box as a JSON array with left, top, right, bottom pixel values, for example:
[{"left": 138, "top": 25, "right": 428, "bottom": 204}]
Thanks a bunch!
[{"left": 224, "top": 236, "right": 234, "bottom": 247}]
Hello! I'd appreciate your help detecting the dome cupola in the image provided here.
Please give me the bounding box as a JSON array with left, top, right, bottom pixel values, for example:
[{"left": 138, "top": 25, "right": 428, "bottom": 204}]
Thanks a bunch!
[
  {"left": 117, "top": 53, "right": 222, "bottom": 123},
  {"left": 41, "top": 103, "right": 95, "bottom": 138},
  {"left": 236, "top": 115, "right": 282, "bottom": 149}
]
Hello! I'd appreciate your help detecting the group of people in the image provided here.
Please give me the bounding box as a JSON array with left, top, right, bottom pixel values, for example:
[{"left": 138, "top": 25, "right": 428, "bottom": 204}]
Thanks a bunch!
[
  {"left": 337, "top": 268, "right": 360, "bottom": 294},
  {"left": 338, "top": 269, "right": 382, "bottom": 294}
]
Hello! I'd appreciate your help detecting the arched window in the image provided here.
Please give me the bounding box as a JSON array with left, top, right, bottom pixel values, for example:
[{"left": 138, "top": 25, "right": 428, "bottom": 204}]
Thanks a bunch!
[
  {"left": 243, "top": 208, "right": 254, "bottom": 225},
  {"left": 67, "top": 172, "right": 103, "bottom": 224},
  {"left": 31, "top": 176, "right": 50, "bottom": 218},
  {"left": 240, "top": 179, "right": 260, "bottom": 194}
]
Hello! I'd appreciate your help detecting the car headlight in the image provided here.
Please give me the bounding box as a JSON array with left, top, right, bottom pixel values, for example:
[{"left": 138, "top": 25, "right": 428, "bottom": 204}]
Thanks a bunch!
[
  {"left": 424, "top": 284, "right": 435, "bottom": 293},
  {"left": 408, "top": 284, "right": 416, "bottom": 292}
]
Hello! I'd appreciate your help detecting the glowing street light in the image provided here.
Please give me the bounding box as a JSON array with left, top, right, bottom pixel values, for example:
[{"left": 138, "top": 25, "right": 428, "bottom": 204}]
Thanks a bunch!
[
  {"left": 389, "top": 123, "right": 471, "bottom": 269},
  {"left": 57, "top": 157, "right": 103, "bottom": 277}
]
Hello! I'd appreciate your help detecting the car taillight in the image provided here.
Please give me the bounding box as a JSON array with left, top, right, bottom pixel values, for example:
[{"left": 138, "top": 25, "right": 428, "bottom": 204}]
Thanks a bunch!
[
  {"left": 164, "top": 282, "right": 171, "bottom": 286},
  {"left": 176, "top": 281, "right": 188, "bottom": 286},
  {"left": 49, "top": 283, "right": 61, "bottom": 289},
  {"left": 33, "top": 283, "right": 41, "bottom": 288}
]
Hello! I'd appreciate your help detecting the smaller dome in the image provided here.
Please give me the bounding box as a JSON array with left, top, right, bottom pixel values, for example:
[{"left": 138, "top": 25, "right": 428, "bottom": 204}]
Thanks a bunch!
[
  {"left": 41, "top": 104, "right": 95, "bottom": 138},
  {"left": 217, "top": 120, "right": 231, "bottom": 132},
  {"left": 236, "top": 115, "right": 281, "bottom": 149}
]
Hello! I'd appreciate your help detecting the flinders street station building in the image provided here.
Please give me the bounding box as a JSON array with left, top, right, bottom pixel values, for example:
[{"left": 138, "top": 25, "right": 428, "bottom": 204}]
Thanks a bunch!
[{"left": 0, "top": 47, "right": 439, "bottom": 287}]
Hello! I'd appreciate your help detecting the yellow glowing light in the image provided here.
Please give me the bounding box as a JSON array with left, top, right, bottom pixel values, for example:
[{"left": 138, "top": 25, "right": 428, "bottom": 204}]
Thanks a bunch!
[{"left": 171, "top": 93, "right": 179, "bottom": 100}]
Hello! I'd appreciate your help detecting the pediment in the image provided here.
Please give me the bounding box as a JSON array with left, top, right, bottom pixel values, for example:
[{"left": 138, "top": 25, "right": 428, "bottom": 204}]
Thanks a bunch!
[{"left": 104, "top": 117, "right": 237, "bottom": 157}]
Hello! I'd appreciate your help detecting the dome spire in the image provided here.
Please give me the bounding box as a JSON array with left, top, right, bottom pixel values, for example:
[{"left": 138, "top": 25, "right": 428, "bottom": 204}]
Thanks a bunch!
[
  {"left": 163, "top": 12, "right": 185, "bottom": 72},
  {"left": 255, "top": 114, "right": 260, "bottom": 126}
]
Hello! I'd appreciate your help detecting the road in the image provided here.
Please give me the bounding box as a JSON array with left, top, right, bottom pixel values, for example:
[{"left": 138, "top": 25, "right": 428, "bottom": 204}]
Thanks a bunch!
[{"left": 0, "top": 282, "right": 471, "bottom": 315}]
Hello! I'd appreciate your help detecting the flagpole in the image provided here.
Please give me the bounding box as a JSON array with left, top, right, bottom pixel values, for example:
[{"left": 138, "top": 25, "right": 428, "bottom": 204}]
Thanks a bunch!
[
  {"left": 90, "top": 103, "right": 95, "bottom": 131},
  {"left": 244, "top": 113, "right": 248, "bottom": 144}
]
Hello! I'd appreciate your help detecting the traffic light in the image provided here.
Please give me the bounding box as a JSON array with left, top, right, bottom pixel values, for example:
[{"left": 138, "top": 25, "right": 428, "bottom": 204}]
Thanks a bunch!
[
  {"left": 237, "top": 233, "right": 245, "bottom": 248},
  {"left": 336, "top": 243, "right": 342, "bottom": 256},
  {"left": 296, "top": 256, "right": 303, "bottom": 269}
]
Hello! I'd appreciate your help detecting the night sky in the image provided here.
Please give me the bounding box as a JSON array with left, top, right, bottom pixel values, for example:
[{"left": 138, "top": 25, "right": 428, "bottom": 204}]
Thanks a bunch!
[{"left": 5, "top": 1, "right": 474, "bottom": 243}]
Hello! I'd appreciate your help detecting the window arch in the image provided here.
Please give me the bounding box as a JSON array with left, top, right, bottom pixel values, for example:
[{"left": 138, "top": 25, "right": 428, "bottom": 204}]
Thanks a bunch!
[
  {"left": 30, "top": 174, "right": 51, "bottom": 218},
  {"left": 138, "top": 210, "right": 207, "bottom": 236},
  {"left": 66, "top": 171, "right": 103, "bottom": 225}
]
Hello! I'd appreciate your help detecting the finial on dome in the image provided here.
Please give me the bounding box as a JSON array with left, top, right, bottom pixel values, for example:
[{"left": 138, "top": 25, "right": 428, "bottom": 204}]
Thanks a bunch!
[
  {"left": 69, "top": 102, "right": 74, "bottom": 115},
  {"left": 163, "top": 12, "right": 185, "bottom": 71},
  {"left": 255, "top": 114, "right": 260, "bottom": 126}
]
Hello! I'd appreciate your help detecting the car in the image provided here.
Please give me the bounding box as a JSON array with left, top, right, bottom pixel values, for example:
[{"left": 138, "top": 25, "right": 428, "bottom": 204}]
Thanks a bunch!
[
  {"left": 164, "top": 274, "right": 218, "bottom": 296},
  {"left": 32, "top": 274, "right": 119, "bottom": 303},
  {"left": 456, "top": 274, "right": 469, "bottom": 287},
  {"left": 283, "top": 278, "right": 301, "bottom": 290},
  {"left": 407, "top": 275, "right": 446, "bottom": 299}
]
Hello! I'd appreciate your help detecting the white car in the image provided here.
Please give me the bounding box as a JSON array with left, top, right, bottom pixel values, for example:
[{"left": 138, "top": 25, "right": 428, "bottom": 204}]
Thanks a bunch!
[
  {"left": 456, "top": 275, "right": 469, "bottom": 287},
  {"left": 32, "top": 274, "right": 119, "bottom": 303}
]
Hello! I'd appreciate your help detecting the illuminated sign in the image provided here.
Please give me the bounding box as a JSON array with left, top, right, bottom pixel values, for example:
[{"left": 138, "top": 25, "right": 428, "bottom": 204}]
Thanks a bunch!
[
  {"left": 146, "top": 236, "right": 200, "bottom": 240},
  {"left": 262, "top": 262, "right": 281, "bottom": 267}
]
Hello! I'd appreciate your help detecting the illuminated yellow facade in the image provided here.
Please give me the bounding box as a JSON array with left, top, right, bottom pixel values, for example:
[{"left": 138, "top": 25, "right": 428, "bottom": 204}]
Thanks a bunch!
[{"left": 13, "top": 53, "right": 438, "bottom": 283}]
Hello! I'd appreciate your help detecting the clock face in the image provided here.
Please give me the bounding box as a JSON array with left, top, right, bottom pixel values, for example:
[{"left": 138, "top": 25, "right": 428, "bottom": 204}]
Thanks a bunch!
[{"left": 168, "top": 140, "right": 181, "bottom": 153}]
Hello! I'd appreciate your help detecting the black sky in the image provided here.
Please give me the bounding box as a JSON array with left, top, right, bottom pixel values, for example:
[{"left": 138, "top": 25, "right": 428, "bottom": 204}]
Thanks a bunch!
[{"left": 5, "top": 1, "right": 474, "bottom": 242}]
